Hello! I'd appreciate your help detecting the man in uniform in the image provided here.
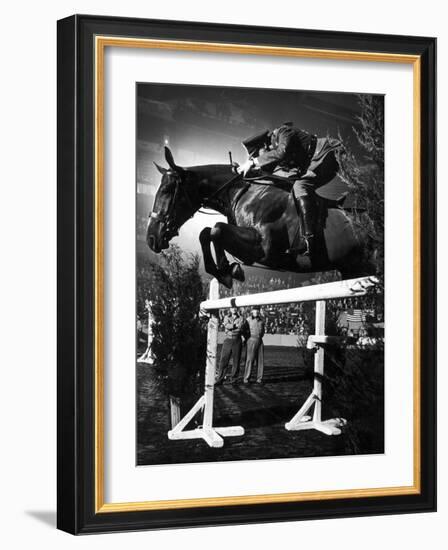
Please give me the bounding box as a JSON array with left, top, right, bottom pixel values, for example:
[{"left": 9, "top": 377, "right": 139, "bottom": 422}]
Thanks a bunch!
[
  {"left": 243, "top": 306, "right": 265, "bottom": 384},
  {"left": 215, "top": 306, "right": 244, "bottom": 385},
  {"left": 237, "top": 122, "right": 342, "bottom": 257}
]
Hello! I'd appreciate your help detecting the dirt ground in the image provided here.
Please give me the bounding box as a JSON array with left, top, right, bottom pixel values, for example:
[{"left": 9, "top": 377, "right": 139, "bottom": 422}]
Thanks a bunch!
[{"left": 137, "top": 345, "right": 384, "bottom": 466}]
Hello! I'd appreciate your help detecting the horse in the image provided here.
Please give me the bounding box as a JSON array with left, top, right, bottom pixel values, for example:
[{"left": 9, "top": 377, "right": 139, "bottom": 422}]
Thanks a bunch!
[{"left": 146, "top": 147, "right": 376, "bottom": 288}]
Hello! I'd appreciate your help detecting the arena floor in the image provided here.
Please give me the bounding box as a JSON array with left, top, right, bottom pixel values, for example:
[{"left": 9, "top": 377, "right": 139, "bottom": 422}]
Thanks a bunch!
[{"left": 137, "top": 346, "right": 384, "bottom": 466}]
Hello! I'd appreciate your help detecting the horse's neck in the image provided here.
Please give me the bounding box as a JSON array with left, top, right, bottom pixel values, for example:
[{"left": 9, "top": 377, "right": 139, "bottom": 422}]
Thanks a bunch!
[{"left": 188, "top": 166, "right": 239, "bottom": 218}]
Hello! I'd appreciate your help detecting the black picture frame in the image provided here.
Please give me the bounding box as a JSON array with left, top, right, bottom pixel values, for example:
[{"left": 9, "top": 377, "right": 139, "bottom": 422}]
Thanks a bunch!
[{"left": 57, "top": 14, "right": 436, "bottom": 534}]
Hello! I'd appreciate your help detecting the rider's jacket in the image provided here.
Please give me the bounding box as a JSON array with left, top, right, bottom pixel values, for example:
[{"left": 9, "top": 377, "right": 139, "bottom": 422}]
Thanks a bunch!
[{"left": 255, "top": 124, "right": 317, "bottom": 174}]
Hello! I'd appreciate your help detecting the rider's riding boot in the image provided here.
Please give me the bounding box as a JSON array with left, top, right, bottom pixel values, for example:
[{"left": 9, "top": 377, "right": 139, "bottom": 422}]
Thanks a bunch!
[
  {"left": 287, "top": 194, "right": 317, "bottom": 256},
  {"left": 298, "top": 195, "right": 317, "bottom": 256}
]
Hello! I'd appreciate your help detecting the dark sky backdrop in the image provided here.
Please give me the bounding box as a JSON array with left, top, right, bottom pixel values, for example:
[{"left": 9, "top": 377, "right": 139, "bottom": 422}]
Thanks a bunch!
[{"left": 136, "top": 83, "right": 381, "bottom": 267}]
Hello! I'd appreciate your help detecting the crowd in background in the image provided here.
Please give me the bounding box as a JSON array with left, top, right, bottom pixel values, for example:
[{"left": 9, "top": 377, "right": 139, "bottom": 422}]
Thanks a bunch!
[
  {"left": 218, "top": 306, "right": 311, "bottom": 336},
  {"left": 137, "top": 262, "right": 384, "bottom": 349},
  {"left": 217, "top": 274, "right": 384, "bottom": 341}
]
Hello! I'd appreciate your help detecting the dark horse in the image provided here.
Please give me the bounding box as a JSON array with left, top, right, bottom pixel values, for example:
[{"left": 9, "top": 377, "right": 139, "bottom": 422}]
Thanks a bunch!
[{"left": 147, "top": 148, "right": 376, "bottom": 288}]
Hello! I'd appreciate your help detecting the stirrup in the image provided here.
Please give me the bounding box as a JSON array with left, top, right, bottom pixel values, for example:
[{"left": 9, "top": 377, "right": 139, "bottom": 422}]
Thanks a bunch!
[
  {"left": 286, "top": 235, "right": 313, "bottom": 256},
  {"left": 302, "top": 235, "right": 314, "bottom": 256}
]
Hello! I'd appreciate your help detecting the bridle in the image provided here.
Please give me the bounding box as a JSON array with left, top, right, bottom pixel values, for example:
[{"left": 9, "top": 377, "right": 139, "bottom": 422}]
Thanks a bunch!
[{"left": 150, "top": 171, "right": 199, "bottom": 236}]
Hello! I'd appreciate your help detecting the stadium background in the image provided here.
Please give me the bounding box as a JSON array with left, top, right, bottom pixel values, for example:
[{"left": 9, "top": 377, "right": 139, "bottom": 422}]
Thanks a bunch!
[{"left": 136, "top": 83, "right": 384, "bottom": 341}]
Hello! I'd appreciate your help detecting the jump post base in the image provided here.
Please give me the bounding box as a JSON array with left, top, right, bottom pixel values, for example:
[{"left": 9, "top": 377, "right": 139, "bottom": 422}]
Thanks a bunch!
[
  {"left": 285, "top": 418, "right": 347, "bottom": 436},
  {"left": 167, "top": 391, "right": 244, "bottom": 448},
  {"left": 168, "top": 426, "right": 245, "bottom": 448},
  {"left": 285, "top": 390, "right": 347, "bottom": 436}
]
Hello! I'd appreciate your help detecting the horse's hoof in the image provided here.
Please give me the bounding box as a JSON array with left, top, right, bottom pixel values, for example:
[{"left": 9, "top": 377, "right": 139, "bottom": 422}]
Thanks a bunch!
[
  {"left": 219, "top": 273, "right": 233, "bottom": 289},
  {"left": 230, "top": 263, "right": 245, "bottom": 282}
]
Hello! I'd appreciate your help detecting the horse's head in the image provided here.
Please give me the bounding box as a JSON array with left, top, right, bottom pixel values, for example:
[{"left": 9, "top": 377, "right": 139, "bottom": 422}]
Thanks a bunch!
[{"left": 147, "top": 147, "right": 199, "bottom": 253}]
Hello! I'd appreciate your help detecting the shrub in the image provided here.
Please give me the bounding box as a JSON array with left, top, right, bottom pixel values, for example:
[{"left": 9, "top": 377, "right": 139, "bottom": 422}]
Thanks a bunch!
[
  {"left": 338, "top": 94, "right": 385, "bottom": 276},
  {"left": 147, "top": 246, "right": 207, "bottom": 400}
]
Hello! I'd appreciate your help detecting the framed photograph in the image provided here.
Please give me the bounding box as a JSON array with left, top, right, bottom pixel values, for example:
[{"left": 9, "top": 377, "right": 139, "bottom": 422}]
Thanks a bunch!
[{"left": 57, "top": 15, "right": 436, "bottom": 534}]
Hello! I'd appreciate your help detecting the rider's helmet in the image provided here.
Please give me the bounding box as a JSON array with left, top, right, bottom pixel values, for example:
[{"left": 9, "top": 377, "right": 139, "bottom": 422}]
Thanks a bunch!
[{"left": 242, "top": 130, "right": 271, "bottom": 158}]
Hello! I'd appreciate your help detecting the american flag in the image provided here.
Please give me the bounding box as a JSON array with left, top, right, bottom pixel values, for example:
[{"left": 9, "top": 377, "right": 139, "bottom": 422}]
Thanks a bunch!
[{"left": 346, "top": 309, "right": 365, "bottom": 324}]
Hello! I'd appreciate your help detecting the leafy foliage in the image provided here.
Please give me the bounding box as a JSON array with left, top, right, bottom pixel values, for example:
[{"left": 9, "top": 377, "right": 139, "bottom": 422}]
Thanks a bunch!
[
  {"left": 338, "top": 94, "right": 385, "bottom": 276},
  {"left": 324, "top": 346, "right": 384, "bottom": 455},
  {"left": 148, "top": 246, "right": 207, "bottom": 398}
]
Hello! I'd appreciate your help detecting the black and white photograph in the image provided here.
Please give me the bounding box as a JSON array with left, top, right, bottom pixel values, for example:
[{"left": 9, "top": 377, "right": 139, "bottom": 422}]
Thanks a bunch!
[{"left": 136, "top": 83, "right": 385, "bottom": 466}]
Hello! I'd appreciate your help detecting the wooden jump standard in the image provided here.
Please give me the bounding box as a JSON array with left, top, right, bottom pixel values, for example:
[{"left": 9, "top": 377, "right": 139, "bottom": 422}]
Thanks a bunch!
[{"left": 168, "top": 276, "right": 379, "bottom": 448}]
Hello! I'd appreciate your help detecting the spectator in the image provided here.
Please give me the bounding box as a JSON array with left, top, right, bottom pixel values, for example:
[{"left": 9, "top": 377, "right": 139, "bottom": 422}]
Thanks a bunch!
[
  {"left": 215, "top": 307, "right": 244, "bottom": 385},
  {"left": 357, "top": 326, "right": 378, "bottom": 348},
  {"left": 243, "top": 307, "right": 265, "bottom": 384}
]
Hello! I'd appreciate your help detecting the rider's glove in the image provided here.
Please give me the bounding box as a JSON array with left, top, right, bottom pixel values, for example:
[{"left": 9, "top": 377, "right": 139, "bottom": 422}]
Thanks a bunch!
[{"left": 237, "top": 158, "right": 255, "bottom": 176}]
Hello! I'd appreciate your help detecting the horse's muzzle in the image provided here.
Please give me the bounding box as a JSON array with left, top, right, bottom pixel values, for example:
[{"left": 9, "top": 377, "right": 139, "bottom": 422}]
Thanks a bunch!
[
  {"left": 147, "top": 217, "right": 174, "bottom": 253},
  {"left": 147, "top": 233, "right": 158, "bottom": 253},
  {"left": 146, "top": 218, "right": 162, "bottom": 253}
]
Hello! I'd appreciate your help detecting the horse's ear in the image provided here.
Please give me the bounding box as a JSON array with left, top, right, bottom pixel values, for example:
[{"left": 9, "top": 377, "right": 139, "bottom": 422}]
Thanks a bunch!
[
  {"left": 164, "top": 146, "right": 181, "bottom": 172},
  {"left": 153, "top": 162, "right": 167, "bottom": 175}
]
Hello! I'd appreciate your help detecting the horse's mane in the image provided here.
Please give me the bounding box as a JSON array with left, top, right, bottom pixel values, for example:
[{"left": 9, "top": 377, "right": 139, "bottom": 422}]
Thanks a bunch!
[{"left": 185, "top": 164, "right": 233, "bottom": 176}]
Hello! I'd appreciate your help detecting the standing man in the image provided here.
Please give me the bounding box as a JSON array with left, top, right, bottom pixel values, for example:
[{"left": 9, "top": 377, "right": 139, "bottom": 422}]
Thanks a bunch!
[
  {"left": 215, "top": 307, "right": 244, "bottom": 385},
  {"left": 238, "top": 122, "right": 342, "bottom": 257},
  {"left": 243, "top": 307, "right": 265, "bottom": 384}
]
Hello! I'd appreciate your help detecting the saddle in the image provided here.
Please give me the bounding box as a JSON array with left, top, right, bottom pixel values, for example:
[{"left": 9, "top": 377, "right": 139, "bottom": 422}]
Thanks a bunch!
[{"left": 242, "top": 172, "right": 349, "bottom": 208}]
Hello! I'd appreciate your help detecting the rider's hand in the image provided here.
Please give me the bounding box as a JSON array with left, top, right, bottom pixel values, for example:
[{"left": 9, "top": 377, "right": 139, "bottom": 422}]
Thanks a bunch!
[{"left": 237, "top": 158, "right": 255, "bottom": 176}]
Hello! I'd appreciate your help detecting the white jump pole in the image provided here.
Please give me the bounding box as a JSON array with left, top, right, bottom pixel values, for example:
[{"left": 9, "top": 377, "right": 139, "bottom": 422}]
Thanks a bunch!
[
  {"left": 285, "top": 300, "right": 346, "bottom": 435},
  {"left": 168, "top": 279, "right": 244, "bottom": 447},
  {"left": 138, "top": 299, "right": 154, "bottom": 364},
  {"left": 200, "top": 276, "right": 378, "bottom": 310}
]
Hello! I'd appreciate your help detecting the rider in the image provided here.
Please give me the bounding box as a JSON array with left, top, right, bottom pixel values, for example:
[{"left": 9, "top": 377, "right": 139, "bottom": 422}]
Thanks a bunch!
[{"left": 237, "top": 122, "right": 342, "bottom": 257}]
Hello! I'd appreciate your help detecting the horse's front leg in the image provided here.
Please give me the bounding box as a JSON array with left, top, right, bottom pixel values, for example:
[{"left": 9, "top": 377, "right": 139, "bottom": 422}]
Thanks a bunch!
[
  {"left": 199, "top": 227, "right": 221, "bottom": 281},
  {"left": 199, "top": 226, "right": 235, "bottom": 289},
  {"left": 210, "top": 222, "right": 264, "bottom": 288}
]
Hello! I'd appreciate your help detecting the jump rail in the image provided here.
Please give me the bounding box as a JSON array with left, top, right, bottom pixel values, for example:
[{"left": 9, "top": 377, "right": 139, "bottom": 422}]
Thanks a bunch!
[
  {"left": 168, "top": 275, "right": 379, "bottom": 448},
  {"left": 200, "top": 276, "right": 378, "bottom": 310},
  {"left": 137, "top": 301, "right": 154, "bottom": 364}
]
